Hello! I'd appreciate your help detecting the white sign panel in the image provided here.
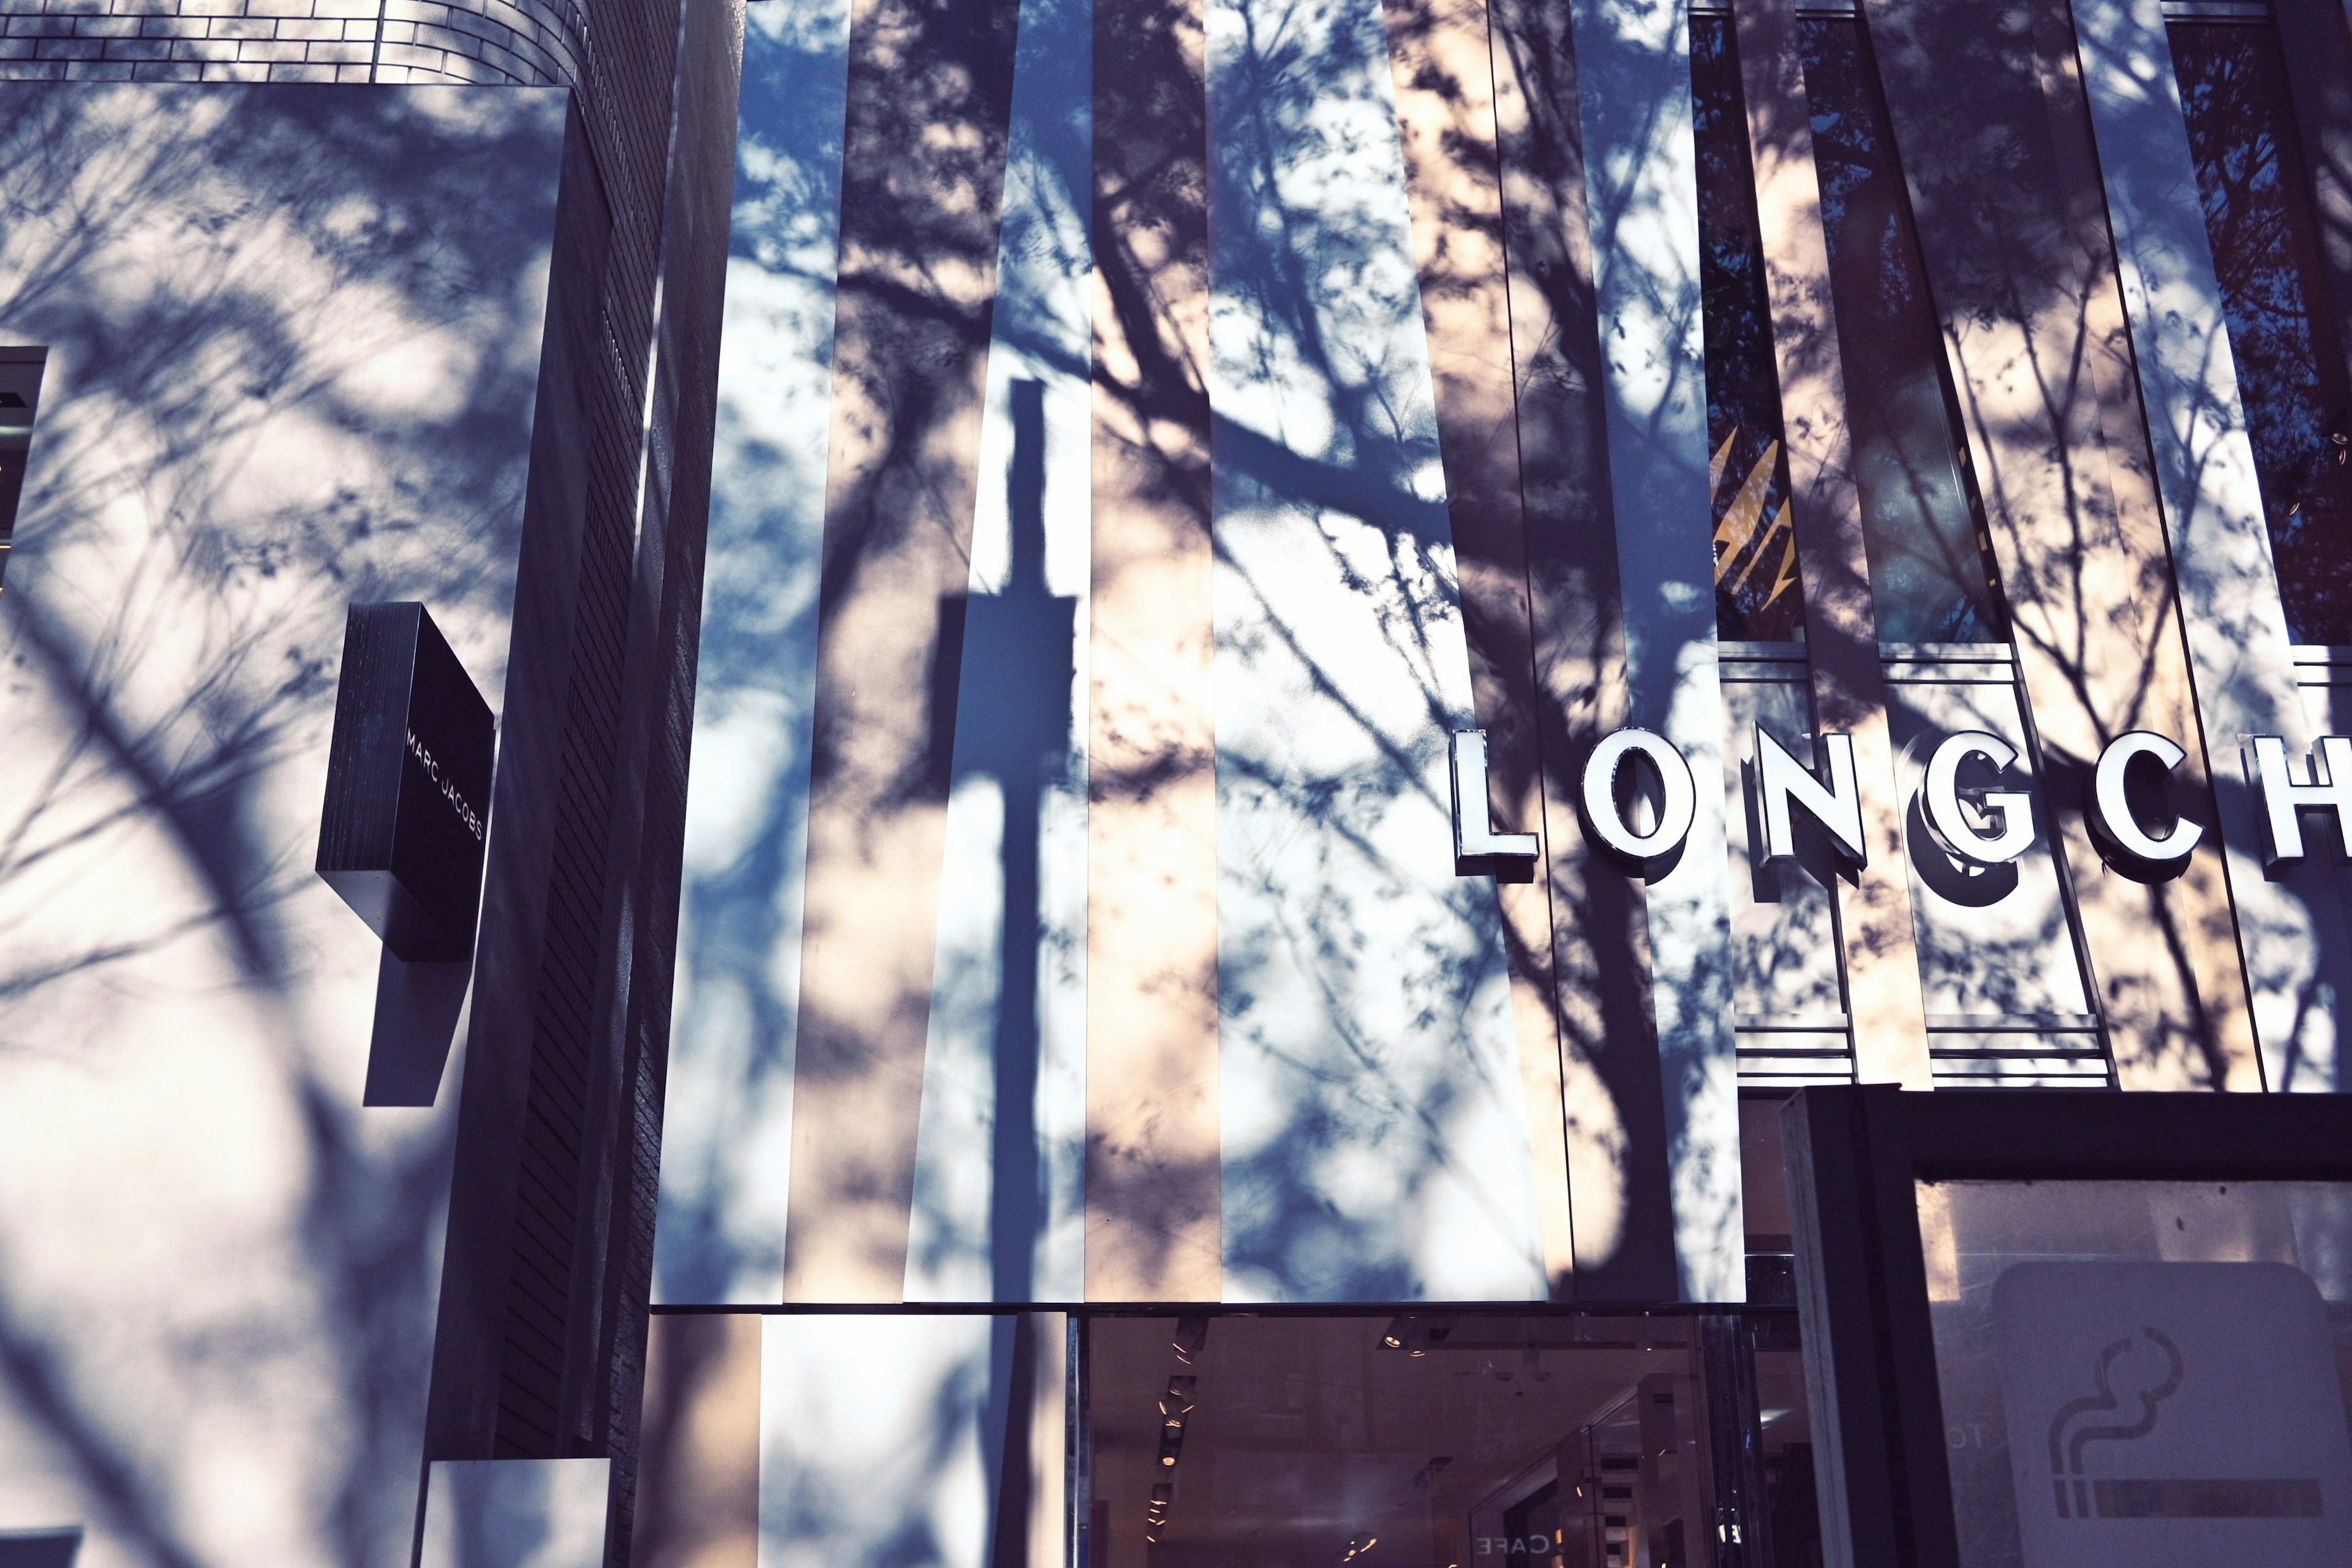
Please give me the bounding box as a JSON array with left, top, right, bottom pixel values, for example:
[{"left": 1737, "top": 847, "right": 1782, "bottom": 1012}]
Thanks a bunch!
[{"left": 1992, "top": 1261, "right": 2352, "bottom": 1567}]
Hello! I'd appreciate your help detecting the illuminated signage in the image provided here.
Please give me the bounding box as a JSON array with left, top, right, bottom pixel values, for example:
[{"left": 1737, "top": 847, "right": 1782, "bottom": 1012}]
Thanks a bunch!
[
  {"left": 1450, "top": 723, "right": 2277, "bottom": 879},
  {"left": 2248, "top": 735, "right": 2352, "bottom": 869}
]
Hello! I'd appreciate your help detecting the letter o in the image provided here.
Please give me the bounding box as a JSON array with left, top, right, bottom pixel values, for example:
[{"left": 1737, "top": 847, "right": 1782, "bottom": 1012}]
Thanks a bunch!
[
  {"left": 1581, "top": 728, "right": 1697, "bottom": 863},
  {"left": 2091, "top": 731, "right": 2202, "bottom": 867}
]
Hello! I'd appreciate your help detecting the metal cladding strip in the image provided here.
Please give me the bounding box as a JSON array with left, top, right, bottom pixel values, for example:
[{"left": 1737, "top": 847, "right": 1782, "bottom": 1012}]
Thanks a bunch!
[
  {"left": 633, "top": 1313, "right": 761, "bottom": 1568},
  {"left": 1565, "top": 0, "right": 1745, "bottom": 1300},
  {"left": 1205, "top": 0, "right": 1548, "bottom": 1305},
  {"left": 756, "top": 1314, "right": 1023, "bottom": 1567},
  {"left": 1728, "top": 0, "right": 1931, "bottom": 1088},
  {"left": 1084, "top": 0, "right": 1223, "bottom": 1303},
  {"left": 1487, "top": 0, "right": 1680, "bottom": 1302},
  {"left": 2071, "top": 0, "right": 2352, "bottom": 1091},
  {"left": 1379, "top": 0, "right": 1581, "bottom": 1297},
  {"left": 907, "top": 0, "right": 1095, "bottom": 1306},
  {"left": 780, "top": 0, "right": 1027, "bottom": 1302},
  {"left": 1861, "top": 0, "right": 2262, "bottom": 1091},
  {"left": 654, "top": 0, "right": 854, "bottom": 1308}
]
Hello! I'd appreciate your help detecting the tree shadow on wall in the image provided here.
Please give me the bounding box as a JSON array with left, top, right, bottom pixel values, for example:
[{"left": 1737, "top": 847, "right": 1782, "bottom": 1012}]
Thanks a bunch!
[
  {"left": 0, "top": 83, "right": 566, "bottom": 1567},
  {"left": 1863, "top": 0, "right": 2270, "bottom": 1090}
]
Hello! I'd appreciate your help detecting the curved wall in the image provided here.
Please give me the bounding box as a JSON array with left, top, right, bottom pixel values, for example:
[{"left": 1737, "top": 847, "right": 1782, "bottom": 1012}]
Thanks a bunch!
[{"left": 0, "top": 0, "right": 587, "bottom": 88}]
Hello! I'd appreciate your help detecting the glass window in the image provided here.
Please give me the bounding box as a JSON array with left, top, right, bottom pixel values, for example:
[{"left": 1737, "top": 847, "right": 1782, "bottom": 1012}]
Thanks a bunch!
[
  {"left": 1082, "top": 1312, "right": 1820, "bottom": 1568},
  {"left": 0, "top": 350, "right": 43, "bottom": 590},
  {"left": 2169, "top": 19, "right": 2352, "bottom": 645},
  {"left": 1796, "top": 20, "right": 2008, "bottom": 644},
  {"left": 1917, "top": 1178, "right": 2352, "bottom": 1567},
  {"left": 1749, "top": 1319, "right": 1823, "bottom": 1568},
  {"left": 1692, "top": 12, "right": 1804, "bottom": 644}
]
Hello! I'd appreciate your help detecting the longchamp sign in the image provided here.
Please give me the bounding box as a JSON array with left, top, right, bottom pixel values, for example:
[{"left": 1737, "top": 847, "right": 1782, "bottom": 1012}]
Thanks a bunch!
[{"left": 1452, "top": 725, "right": 2352, "bottom": 878}]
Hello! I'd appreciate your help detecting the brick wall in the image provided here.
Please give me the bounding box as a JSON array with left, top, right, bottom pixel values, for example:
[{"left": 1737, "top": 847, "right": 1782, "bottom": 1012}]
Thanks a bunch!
[{"left": 0, "top": 0, "right": 586, "bottom": 85}]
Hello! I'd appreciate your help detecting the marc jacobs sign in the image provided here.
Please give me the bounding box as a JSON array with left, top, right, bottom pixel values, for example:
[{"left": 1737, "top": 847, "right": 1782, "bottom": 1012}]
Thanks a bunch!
[
  {"left": 318, "top": 602, "right": 495, "bottom": 962},
  {"left": 1452, "top": 725, "right": 2352, "bottom": 878}
]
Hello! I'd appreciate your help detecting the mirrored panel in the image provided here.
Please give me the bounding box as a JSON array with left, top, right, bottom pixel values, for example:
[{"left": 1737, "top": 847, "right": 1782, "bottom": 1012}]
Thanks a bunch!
[
  {"left": 2170, "top": 15, "right": 2352, "bottom": 644},
  {"left": 1693, "top": 11, "right": 1804, "bottom": 643},
  {"left": 1796, "top": 17, "right": 2007, "bottom": 644}
]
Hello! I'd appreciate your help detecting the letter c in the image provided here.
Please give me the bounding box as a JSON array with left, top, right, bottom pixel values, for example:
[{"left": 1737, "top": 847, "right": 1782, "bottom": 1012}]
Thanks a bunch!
[
  {"left": 2090, "top": 731, "right": 2201, "bottom": 869},
  {"left": 1581, "top": 728, "right": 1697, "bottom": 864}
]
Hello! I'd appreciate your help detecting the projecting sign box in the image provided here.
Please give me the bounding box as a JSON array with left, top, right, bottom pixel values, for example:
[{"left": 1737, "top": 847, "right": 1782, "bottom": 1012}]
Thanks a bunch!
[
  {"left": 317, "top": 603, "right": 494, "bottom": 962},
  {"left": 1994, "top": 1261, "right": 2352, "bottom": 1568}
]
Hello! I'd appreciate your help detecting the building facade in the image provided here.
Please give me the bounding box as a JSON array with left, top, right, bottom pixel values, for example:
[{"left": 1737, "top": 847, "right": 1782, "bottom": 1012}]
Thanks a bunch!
[{"left": 1, "top": 0, "right": 2350, "bottom": 1563}]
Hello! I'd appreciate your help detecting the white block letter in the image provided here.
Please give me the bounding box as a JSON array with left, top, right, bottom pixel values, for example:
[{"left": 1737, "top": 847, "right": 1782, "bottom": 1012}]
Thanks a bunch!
[
  {"left": 1450, "top": 730, "right": 1539, "bottom": 862},
  {"left": 2250, "top": 735, "right": 2352, "bottom": 869},
  {"left": 2090, "top": 731, "right": 2202, "bottom": 868},
  {"left": 1754, "top": 725, "right": 1866, "bottom": 865},
  {"left": 1921, "top": 731, "right": 2035, "bottom": 865},
  {"left": 1581, "top": 728, "right": 1697, "bottom": 864}
]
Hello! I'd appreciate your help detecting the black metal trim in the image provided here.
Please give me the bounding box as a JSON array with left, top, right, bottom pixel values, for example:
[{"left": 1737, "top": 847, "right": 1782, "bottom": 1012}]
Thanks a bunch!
[{"left": 1782, "top": 1086, "right": 2352, "bottom": 1567}]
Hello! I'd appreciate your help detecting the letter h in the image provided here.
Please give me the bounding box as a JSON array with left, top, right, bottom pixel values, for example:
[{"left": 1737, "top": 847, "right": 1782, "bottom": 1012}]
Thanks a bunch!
[{"left": 2251, "top": 736, "right": 2352, "bottom": 869}]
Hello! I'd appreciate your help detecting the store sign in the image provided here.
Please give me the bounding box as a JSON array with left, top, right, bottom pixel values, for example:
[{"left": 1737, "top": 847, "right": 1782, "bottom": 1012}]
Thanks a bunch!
[
  {"left": 317, "top": 602, "right": 494, "bottom": 962},
  {"left": 1450, "top": 723, "right": 2251, "bottom": 878},
  {"left": 2249, "top": 735, "right": 2352, "bottom": 869},
  {"left": 1992, "top": 1261, "right": 2352, "bottom": 1567}
]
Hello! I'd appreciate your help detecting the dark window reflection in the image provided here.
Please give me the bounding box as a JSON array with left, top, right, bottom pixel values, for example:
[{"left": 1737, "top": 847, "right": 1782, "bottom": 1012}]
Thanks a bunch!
[
  {"left": 1084, "top": 1313, "right": 1819, "bottom": 1568},
  {"left": 2171, "top": 20, "right": 2352, "bottom": 645},
  {"left": 0, "top": 350, "right": 44, "bottom": 590},
  {"left": 1693, "top": 13, "right": 1806, "bottom": 643},
  {"left": 1798, "top": 18, "right": 2008, "bottom": 644}
]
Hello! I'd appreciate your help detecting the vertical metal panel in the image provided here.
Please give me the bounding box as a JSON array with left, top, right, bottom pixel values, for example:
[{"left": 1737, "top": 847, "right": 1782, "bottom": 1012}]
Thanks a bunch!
[
  {"left": 2071, "top": 0, "right": 2352, "bottom": 1092},
  {"left": 421, "top": 1459, "right": 612, "bottom": 1568},
  {"left": 1084, "top": 0, "right": 1224, "bottom": 1303},
  {"left": 1486, "top": 0, "right": 1680, "bottom": 1302},
  {"left": 756, "top": 1315, "right": 1006, "bottom": 1568},
  {"left": 1566, "top": 0, "right": 1744, "bottom": 1300},
  {"left": 2274, "top": 0, "right": 2352, "bottom": 405},
  {"left": 1381, "top": 0, "right": 1582, "bottom": 1298},
  {"left": 744, "top": 1312, "right": 1065, "bottom": 1568},
  {"left": 1719, "top": 644, "right": 1856, "bottom": 1084},
  {"left": 1860, "top": 0, "right": 2261, "bottom": 1091},
  {"left": 1205, "top": 0, "right": 1545, "bottom": 1302},
  {"left": 1881, "top": 647, "right": 2108, "bottom": 1085},
  {"left": 1779, "top": 1090, "right": 1958, "bottom": 1568},
  {"left": 908, "top": 0, "right": 1095, "bottom": 1306},
  {"left": 634, "top": 1314, "right": 761, "bottom": 1568},
  {"left": 781, "top": 0, "right": 1027, "bottom": 1301},
  {"left": 655, "top": 1, "right": 855, "bottom": 1306},
  {"left": 1726, "top": 0, "right": 1931, "bottom": 1088}
]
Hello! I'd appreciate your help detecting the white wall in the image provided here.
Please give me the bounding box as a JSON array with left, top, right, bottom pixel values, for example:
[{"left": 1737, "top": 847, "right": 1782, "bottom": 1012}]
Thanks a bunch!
[{"left": 0, "top": 82, "right": 567, "bottom": 1568}]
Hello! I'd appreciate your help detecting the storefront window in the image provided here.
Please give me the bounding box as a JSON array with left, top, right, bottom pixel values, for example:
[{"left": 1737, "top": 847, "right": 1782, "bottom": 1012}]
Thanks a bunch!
[
  {"left": 1692, "top": 12, "right": 1804, "bottom": 644},
  {"left": 1749, "top": 1320, "right": 1822, "bottom": 1568},
  {"left": 1796, "top": 19, "right": 2007, "bottom": 645},
  {"left": 2169, "top": 18, "right": 2352, "bottom": 645},
  {"left": 1917, "top": 1178, "right": 2352, "bottom": 1567},
  {"left": 1082, "top": 1313, "right": 1819, "bottom": 1568}
]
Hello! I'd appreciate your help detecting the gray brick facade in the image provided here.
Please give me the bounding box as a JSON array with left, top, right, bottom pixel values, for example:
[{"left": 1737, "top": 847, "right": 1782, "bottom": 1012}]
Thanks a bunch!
[{"left": 0, "top": 0, "right": 585, "bottom": 85}]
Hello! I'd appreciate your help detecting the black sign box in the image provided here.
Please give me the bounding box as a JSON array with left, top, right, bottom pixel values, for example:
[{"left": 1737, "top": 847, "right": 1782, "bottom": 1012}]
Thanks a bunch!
[{"left": 317, "top": 603, "right": 494, "bottom": 962}]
